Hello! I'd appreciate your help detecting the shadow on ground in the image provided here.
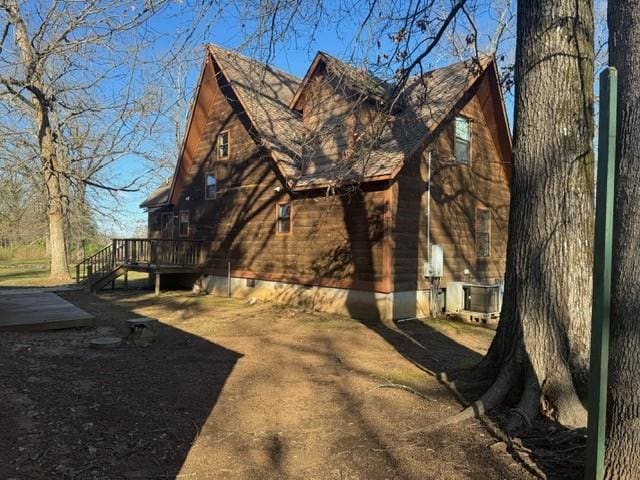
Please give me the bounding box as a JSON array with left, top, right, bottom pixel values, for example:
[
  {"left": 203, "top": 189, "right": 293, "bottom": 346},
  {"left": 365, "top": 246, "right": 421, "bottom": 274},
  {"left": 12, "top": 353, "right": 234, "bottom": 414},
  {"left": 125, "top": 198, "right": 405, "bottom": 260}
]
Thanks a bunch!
[
  {"left": 356, "top": 314, "right": 584, "bottom": 480},
  {"left": 0, "top": 291, "right": 241, "bottom": 479}
]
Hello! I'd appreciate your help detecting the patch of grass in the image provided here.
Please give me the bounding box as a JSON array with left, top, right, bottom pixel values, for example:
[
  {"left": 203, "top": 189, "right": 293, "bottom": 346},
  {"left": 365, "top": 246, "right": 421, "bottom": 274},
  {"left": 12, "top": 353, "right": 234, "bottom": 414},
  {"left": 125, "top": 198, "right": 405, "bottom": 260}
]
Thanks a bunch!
[
  {"left": 0, "top": 262, "right": 75, "bottom": 287},
  {"left": 297, "top": 310, "right": 358, "bottom": 329},
  {"left": 0, "top": 244, "right": 48, "bottom": 263},
  {"left": 0, "top": 267, "right": 49, "bottom": 285},
  {"left": 409, "top": 316, "right": 495, "bottom": 340}
]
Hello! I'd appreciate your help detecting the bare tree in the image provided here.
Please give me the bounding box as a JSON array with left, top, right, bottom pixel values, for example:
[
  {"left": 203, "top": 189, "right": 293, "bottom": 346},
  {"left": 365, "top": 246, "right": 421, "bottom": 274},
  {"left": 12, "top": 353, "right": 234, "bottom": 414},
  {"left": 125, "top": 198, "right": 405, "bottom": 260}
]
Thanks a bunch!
[
  {"left": 606, "top": 0, "right": 640, "bottom": 477},
  {"left": 0, "top": 0, "right": 205, "bottom": 279},
  {"left": 441, "top": 0, "right": 595, "bottom": 432}
]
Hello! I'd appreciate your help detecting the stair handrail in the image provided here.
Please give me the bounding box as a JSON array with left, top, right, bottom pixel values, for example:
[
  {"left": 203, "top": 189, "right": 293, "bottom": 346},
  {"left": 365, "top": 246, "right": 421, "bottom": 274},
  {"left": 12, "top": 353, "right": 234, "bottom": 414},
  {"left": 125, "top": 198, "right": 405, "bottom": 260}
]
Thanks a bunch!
[{"left": 75, "top": 243, "right": 114, "bottom": 284}]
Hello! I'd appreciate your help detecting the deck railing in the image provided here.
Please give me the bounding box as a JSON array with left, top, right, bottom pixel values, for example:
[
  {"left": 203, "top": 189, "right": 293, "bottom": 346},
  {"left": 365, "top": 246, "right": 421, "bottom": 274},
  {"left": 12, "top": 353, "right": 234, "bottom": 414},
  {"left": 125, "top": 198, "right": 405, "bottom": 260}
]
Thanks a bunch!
[
  {"left": 75, "top": 238, "right": 205, "bottom": 284},
  {"left": 112, "top": 238, "right": 205, "bottom": 266}
]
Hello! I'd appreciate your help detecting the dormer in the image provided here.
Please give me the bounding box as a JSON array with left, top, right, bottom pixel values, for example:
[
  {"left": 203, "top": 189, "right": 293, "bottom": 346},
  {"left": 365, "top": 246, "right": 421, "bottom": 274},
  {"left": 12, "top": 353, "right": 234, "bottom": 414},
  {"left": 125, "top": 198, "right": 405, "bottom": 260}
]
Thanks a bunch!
[{"left": 290, "top": 52, "right": 392, "bottom": 174}]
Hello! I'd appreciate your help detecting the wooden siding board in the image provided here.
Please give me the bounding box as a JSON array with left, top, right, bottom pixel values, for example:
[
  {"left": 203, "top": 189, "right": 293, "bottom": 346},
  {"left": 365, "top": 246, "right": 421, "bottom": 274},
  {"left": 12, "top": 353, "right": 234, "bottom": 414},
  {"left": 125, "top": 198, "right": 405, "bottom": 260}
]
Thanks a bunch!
[
  {"left": 162, "top": 65, "right": 390, "bottom": 292},
  {"left": 391, "top": 73, "right": 510, "bottom": 291}
]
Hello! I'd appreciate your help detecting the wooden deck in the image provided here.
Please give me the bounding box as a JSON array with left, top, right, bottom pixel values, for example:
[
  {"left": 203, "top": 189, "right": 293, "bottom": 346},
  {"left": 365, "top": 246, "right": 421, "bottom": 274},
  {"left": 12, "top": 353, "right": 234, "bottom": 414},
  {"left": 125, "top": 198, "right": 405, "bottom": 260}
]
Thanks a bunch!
[
  {"left": 0, "top": 292, "right": 94, "bottom": 331},
  {"left": 76, "top": 238, "right": 204, "bottom": 294}
]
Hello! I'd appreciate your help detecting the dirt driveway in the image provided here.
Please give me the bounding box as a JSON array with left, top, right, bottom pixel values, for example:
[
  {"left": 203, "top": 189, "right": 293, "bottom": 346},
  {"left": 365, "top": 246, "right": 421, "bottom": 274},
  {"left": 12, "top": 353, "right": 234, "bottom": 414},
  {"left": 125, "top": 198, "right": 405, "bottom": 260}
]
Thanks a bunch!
[{"left": 0, "top": 290, "right": 533, "bottom": 479}]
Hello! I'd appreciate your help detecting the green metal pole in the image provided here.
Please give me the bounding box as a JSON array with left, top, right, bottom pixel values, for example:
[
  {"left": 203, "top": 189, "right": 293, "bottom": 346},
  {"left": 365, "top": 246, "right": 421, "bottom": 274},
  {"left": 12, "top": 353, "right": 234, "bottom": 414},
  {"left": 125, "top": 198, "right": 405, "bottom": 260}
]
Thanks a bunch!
[{"left": 585, "top": 67, "right": 618, "bottom": 480}]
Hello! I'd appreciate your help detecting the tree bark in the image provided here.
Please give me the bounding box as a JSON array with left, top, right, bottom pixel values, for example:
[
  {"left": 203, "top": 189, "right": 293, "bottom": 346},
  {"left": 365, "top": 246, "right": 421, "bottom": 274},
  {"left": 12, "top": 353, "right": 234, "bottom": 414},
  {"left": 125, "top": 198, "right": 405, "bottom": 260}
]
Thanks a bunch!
[
  {"left": 4, "top": 0, "right": 71, "bottom": 281},
  {"left": 605, "top": 1, "right": 640, "bottom": 477},
  {"left": 477, "top": 0, "right": 595, "bottom": 431}
]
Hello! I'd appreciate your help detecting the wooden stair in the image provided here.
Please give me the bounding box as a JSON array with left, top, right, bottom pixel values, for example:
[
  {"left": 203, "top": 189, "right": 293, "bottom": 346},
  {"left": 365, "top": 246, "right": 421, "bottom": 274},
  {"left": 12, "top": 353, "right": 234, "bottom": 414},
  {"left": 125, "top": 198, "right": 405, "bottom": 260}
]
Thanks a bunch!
[
  {"left": 75, "top": 238, "right": 205, "bottom": 293},
  {"left": 87, "top": 264, "right": 129, "bottom": 293}
]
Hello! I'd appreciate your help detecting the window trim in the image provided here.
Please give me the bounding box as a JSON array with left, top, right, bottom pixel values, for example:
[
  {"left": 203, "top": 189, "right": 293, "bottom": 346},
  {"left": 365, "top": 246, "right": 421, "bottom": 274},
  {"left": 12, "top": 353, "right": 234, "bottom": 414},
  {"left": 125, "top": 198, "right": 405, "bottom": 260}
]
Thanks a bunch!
[
  {"left": 217, "top": 130, "right": 230, "bottom": 159},
  {"left": 454, "top": 115, "right": 472, "bottom": 165},
  {"left": 205, "top": 172, "right": 217, "bottom": 200},
  {"left": 178, "top": 210, "right": 190, "bottom": 238},
  {"left": 276, "top": 201, "right": 292, "bottom": 236},
  {"left": 475, "top": 207, "right": 490, "bottom": 258}
]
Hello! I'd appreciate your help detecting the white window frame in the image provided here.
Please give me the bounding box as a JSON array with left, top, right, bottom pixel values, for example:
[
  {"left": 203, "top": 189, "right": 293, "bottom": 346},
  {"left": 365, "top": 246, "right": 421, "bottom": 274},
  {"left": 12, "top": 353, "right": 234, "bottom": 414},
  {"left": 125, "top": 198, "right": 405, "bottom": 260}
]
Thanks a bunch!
[
  {"left": 454, "top": 116, "right": 471, "bottom": 165},
  {"left": 276, "top": 202, "right": 292, "bottom": 235},
  {"left": 217, "top": 131, "right": 229, "bottom": 159}
]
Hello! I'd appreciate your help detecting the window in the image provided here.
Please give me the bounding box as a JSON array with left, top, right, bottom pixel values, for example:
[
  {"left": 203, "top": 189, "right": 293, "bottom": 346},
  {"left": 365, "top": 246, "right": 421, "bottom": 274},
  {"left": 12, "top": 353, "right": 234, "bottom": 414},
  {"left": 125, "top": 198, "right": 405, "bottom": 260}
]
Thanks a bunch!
[
  {"left": 454, "top": 116, "right": 471, "bottom": 164},
  {"left": 476, "top": 208, "right": 490, "bottom": 258},
  {"left": 161, "top": 212, "right": 174, "bottom": 239},
  {"left": 217, "top": 131, "right": 229, "bottom": 158},
  {"left": 178, "top": 210, "right": 189, "bottom": 237},
  {"left": 277, "top": 202, "right": 291, "bottom": 234},
  {"left": 205, "top": 173, "right": 217, "bottom": 199}
]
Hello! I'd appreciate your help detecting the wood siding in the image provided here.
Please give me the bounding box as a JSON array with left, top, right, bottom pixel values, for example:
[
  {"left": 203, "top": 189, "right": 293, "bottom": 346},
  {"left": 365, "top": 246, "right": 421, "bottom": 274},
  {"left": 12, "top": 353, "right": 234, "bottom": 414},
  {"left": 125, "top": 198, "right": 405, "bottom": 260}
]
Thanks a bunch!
[
  {"left": 298, "top": 70, "right": 381, "bottom": 176},
  {"left": 392, "top": 72, "right": 511, "bottom": 292},
  {"left": 160, "top": 56, "right": 390, "bottom": 292},
  {"left": 148, "top": 56, "right": 510, "bottom": 299}
]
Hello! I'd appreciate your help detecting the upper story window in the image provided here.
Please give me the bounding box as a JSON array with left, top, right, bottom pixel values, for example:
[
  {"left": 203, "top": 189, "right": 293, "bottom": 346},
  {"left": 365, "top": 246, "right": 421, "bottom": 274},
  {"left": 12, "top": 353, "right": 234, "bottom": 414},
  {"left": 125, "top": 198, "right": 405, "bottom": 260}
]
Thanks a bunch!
[
  {"left": 476, "top": 208, "right": 490, "bottom": 258},
  {"left": 205, "top": 173, "right": 217, "bottom": 199},
  {"left": 454, "top": 116, "right": 471, "bottom": 164},
  {"left": 217, "top": 131, "right": 229, "bottom": 158},
  {"left": 178, "top": 210, "right": 189, "bottom": 237},
  {"left": 277, "top": 202, "right": 291, "bottom": 234}
]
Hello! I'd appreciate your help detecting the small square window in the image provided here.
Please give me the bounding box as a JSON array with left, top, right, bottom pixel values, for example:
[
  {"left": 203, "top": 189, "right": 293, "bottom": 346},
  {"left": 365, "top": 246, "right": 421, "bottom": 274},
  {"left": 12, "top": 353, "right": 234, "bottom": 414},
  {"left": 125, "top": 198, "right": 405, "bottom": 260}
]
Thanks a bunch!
[
  {"left": 277, "top": 202, "right": 291, "bottom": 234},
  {"left": 476, "top": 208, "right": 490, "bottom": 258},
  {"left": 205, "top": 173, "right": 217, "bottom": 199},
  {"left": 454, "top": 116, "right": 471, "bottom": 164},
  {"left": 217, "top": 131, "right": 229, "bottom": 158},
  {"left": 179, "top": 210, "right": 189, "bottom": 237}
]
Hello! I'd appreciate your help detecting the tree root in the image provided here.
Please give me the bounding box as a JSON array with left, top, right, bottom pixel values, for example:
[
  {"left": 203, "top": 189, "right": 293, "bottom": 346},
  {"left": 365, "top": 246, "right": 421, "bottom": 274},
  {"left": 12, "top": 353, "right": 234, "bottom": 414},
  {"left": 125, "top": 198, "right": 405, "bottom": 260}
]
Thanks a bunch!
[
  {"left": 376, "top": 382, "right": 432, "bottom": 402},
  {"left": 405, "top": 361, "right": 519, "bottom": 436}
]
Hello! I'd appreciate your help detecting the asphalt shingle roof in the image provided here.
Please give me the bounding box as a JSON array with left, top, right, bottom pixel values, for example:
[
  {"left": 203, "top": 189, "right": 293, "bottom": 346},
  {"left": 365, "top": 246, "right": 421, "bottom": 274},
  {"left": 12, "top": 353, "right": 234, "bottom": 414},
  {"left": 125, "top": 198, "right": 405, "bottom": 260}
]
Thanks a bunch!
[{"left": 142, "top": 45, "right": 492, "bottom": 207}]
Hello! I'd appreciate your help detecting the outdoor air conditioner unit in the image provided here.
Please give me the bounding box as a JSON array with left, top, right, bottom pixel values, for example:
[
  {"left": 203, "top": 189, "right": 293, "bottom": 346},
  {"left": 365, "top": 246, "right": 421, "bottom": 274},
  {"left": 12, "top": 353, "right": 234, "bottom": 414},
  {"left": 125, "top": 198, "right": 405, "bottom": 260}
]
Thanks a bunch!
[{"left": 424, "top": 244, "right": 443, "bottom": 278}]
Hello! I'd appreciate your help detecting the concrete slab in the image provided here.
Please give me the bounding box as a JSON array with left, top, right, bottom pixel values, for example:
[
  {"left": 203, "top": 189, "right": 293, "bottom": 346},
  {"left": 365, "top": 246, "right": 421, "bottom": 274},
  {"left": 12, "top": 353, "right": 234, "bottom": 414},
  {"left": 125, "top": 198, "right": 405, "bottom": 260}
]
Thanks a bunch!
[{"left": 0, "top": 292, "right": 94, "bottom": 331}]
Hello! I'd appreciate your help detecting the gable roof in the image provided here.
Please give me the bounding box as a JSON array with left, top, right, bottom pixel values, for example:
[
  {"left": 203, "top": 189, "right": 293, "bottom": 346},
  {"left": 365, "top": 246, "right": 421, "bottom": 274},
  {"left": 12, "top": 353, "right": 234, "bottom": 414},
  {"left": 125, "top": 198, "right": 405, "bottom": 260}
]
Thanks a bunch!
[
  {"left": 207, "top": 44, "right": 303, "bottom": 180},
  {"left": 142, "top": 45, "right": 509, "bottom": 207},
  {"left": 293, "top": 56, "right": 497, "bottom": 189},
  {"left": 140, "top": 181, "right": 172, "bottom": 209},
  {"left": 289, "top": 51, "right": 393, "bottom": 110}
]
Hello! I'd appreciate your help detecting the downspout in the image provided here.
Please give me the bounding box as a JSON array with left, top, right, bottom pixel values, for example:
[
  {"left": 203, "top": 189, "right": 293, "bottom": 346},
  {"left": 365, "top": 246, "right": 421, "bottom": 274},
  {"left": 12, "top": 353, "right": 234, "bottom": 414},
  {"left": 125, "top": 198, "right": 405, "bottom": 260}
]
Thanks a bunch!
[{"left": 426, "top": 150, "right": 431, "bottom": 262}]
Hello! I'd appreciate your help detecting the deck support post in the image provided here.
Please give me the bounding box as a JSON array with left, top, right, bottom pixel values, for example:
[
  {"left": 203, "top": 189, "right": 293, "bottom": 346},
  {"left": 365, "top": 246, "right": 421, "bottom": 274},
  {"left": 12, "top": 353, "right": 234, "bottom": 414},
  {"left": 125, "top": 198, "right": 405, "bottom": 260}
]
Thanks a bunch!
[
  {"left": 155, "top": 273, "right": 161, "bottom": 296},
  {"left": 124, "top": 271, "right": 128, "bottom": 289}
]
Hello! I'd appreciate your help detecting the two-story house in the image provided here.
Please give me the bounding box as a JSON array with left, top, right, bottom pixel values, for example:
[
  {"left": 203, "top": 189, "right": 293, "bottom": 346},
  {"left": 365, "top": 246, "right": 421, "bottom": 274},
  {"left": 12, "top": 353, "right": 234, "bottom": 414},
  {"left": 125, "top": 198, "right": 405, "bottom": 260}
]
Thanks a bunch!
[{"left": 140, "top": 44, "right": 512, "bottom": 321}]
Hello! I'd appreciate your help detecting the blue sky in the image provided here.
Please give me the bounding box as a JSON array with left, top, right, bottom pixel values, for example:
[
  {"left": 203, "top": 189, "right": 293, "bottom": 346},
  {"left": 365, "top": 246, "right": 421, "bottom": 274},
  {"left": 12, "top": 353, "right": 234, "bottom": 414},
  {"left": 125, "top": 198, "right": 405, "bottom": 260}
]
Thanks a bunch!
[{"left": 102, "top": 1, "right": 515, "bottom": 237}]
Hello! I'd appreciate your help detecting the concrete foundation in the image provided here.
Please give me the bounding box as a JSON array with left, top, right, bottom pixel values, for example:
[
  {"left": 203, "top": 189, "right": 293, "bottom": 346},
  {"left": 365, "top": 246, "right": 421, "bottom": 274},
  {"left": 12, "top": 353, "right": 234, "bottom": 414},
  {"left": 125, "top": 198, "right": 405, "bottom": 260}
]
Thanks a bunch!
[{"left": 196, "top": 274, "right": 432, "bottom": 321}]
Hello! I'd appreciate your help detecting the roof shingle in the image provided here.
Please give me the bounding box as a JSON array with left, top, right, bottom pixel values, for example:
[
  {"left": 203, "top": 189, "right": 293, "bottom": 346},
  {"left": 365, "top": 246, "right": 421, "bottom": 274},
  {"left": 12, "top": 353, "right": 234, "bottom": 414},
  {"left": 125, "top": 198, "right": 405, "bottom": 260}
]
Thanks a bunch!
[{"left": 142, "top": 45, "right": 494, "bottom": 207}]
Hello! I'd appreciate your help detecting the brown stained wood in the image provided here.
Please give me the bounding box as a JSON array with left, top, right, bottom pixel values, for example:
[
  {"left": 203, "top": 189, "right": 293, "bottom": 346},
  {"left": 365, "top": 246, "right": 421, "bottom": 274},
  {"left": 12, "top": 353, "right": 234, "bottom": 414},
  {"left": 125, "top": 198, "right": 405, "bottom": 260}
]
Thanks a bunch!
[
  {"left": 0, "top": 293, "right": 94, "bottom": 331},
  {"left": 148, "top": 49, "right": 511, "bottom": 298},
  {"left": 392, "top": 72, "right": 511, "bottom": 292}
]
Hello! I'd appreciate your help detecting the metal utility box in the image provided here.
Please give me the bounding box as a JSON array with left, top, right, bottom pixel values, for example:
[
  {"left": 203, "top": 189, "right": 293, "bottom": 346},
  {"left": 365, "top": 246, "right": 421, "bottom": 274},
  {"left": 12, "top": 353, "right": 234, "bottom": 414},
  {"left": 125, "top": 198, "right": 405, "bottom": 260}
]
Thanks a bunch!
[
  {"left": 463, "top": 284, "right": 501, "bottom": 313},
  {"left": 445, "top": 282, "right": 465, "bottom": 312},
  {"left": 424, "top": 244, "right": 444, "bottom": 278},
  {"left": 445, "top": 282, "right": 502, "bottom": 315}
]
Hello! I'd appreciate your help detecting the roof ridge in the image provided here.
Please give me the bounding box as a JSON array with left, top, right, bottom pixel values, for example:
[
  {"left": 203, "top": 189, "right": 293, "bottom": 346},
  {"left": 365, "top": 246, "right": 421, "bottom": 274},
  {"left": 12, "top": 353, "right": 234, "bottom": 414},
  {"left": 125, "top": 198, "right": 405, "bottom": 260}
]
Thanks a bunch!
[
  {"left": 206, "top": 43, "right": 302, "bottom": 83},
  {"left": 412, "top": 53, "right": 493, "bottom": 80}
]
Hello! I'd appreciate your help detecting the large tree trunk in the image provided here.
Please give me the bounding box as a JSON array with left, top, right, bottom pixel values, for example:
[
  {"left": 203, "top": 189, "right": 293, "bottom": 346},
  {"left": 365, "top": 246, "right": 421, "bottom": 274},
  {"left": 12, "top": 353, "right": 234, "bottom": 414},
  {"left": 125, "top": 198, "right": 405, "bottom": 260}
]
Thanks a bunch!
[
  {"left": 5, "top": 0, "right": 71, "bottom": 280},
  {"left": 39, "top": 106, "right": 71, "bottom": 281},
  {"left": 46, "top": 173, "right": 70, "bottom": 281},
  {"left": 475, "top": 0, "right": 595, "bottom": 431},
  {"left": 605, "top": 1, "right": 640, "bottom": 477}
]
